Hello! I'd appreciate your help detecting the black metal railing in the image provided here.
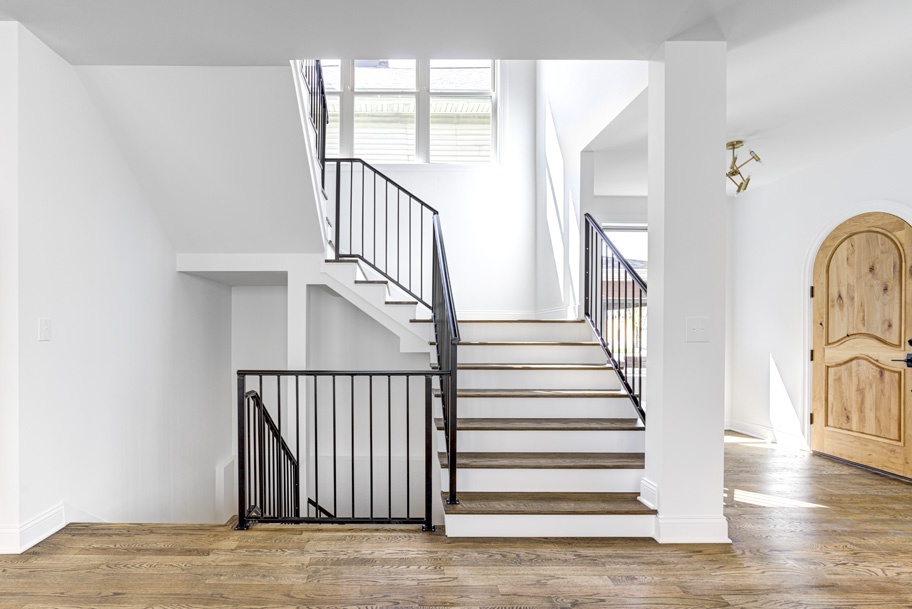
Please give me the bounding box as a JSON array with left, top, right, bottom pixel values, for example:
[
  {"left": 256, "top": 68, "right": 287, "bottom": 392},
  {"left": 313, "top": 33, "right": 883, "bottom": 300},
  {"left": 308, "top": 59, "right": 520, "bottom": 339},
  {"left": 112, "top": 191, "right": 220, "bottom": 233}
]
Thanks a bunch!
[
  {"left": 237, "top": 371, "right": 441, "bottom": 531},
  {"left": 300, "top": 59, "right": 328, "bottom": 186},
  {"left": 240, "top": 389, "right": 299, "bottom": 521},
  {"left": 583, "top": 213, "right": 647, "bottom": 422},
  {"left": 325, "top": 158, "right": 461, "bottom": 503}
]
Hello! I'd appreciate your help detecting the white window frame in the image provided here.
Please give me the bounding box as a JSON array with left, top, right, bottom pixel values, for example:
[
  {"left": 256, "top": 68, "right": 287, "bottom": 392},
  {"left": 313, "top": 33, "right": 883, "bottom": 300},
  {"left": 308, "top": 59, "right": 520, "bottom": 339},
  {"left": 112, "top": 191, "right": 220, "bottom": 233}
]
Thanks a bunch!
[{"left": 329, "top": 59, "right": 498, "bottom": 164}]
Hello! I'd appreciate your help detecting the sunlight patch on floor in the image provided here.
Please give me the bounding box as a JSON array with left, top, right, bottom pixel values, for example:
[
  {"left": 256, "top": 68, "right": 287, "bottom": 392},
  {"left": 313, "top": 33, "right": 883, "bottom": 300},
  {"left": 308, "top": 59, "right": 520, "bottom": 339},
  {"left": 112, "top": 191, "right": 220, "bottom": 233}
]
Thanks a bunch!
[
  {"left": 730, "top": 488, "right": 827, "bottom": 509},
  {"left": 724, "top": 435, "right": 771, "bottom": 445}
]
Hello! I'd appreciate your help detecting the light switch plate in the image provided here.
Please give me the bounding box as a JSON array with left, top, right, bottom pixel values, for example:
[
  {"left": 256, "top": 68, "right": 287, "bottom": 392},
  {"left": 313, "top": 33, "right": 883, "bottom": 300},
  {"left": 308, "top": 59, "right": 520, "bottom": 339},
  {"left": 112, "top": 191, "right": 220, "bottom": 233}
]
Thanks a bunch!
[
  {"left": 39, "top": 318, "right": 51, "bottom": 342},
  {"left": 685, "top": 316, "right": 709, "bottom": 342}
]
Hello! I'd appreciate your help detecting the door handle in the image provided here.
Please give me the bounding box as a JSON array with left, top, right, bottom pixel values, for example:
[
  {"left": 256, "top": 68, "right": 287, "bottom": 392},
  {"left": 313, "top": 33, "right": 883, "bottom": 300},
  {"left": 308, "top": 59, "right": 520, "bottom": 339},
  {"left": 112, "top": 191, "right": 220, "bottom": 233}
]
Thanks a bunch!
[{"left": 891, "top": 354, "right": 912, "bottom": 367}]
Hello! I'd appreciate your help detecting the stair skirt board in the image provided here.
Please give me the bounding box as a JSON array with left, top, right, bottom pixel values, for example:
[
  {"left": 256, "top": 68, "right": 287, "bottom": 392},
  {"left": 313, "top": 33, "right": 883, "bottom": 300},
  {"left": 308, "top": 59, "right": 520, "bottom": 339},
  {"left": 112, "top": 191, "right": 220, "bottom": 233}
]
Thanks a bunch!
[
  {"left": 435, "top": 430, "right": 645, "bottom": 453},
  {"left": 442, "top": 513, "right": 656, "bottom": 538},
  {"left": 440, "top": 468, "right": 645, "bottom": 493}
]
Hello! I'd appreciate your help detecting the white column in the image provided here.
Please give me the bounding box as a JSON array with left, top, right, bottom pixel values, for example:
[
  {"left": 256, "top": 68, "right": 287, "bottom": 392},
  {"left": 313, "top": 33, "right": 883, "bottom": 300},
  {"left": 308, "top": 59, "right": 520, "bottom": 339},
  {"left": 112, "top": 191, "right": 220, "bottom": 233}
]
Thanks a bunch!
[
  {"left": 0, "top": 22, "right": 21, "bottom": 554},
  {"left": 643, "top": 41, "right": 729, "bottom": 543}
]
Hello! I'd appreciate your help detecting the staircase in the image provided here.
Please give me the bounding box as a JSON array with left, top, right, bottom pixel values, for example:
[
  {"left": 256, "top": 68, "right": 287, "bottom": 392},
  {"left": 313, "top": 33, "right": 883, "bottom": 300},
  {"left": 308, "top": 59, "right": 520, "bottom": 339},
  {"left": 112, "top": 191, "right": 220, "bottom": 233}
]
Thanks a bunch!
[{"left": 286, "top": 60, "right": 655, "bottom": 538}]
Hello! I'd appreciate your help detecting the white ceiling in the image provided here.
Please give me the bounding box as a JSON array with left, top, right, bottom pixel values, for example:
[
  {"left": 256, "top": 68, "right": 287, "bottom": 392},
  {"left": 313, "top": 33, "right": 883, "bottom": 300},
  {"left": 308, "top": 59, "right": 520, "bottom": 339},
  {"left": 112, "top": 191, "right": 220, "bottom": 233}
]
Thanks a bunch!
[
  {"left": 3, "top": 0, "right": 912, "bottom": 193},
  {"left": 0, "top": 0, "right": 741, "bottom": 65}
]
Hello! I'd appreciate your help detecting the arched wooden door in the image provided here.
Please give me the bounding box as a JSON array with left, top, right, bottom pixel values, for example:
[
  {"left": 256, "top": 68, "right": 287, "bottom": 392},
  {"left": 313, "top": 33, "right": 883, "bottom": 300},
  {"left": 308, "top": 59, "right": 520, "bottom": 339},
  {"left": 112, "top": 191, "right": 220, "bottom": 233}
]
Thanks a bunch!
[{"left": 812, "top": 212, "right": 912, "bottom": 478}]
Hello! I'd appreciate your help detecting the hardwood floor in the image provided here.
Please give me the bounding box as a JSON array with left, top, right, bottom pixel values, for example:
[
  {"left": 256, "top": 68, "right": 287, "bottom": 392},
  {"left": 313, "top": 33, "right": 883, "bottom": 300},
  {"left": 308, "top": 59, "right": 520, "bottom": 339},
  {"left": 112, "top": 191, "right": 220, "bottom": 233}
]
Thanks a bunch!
[{"left": 3, "top": 434, "right": 912, "bottom": 608}]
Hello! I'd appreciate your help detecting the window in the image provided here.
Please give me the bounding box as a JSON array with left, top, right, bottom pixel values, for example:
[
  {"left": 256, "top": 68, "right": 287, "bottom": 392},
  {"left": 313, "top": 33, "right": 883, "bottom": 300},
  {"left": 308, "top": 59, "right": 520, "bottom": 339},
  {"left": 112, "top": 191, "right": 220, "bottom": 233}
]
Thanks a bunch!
[
  {"left": 322, "top": 59, "right": 496, "bottom": 164},
  {"left": 602, "top": 224, "right": 648, "bottom": 280}
]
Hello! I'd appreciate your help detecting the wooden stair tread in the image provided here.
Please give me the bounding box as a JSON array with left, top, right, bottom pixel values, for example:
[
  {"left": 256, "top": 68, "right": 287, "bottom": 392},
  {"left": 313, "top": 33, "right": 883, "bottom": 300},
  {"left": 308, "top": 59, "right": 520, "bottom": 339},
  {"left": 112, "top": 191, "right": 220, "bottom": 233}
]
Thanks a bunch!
[
  {"left": 438, "top": 452, "right": 645, "bottom": 469},
  {"left": 324, "top": 259, "right": 359, "bottom": 263},
  {"left": 411, "top": 319, "right": 585, "bottom": 324},
  {"left": 434, "top": 389, "right": 629, "bottom": 399},
  {"left": 355, "top": 279, "right": 388, "bottom": 285},
  {"left": 434, "top": 418, "right": 641, "bottom": 431},
  {"left": 386, "top": 300, "right": 417, "bottom": 306},
  {"left": 457, "top": 363, "right": 612, "bottom": 371},
  {"left": 441, "top": 492, "right": 656, "bottom": 516},
  {"left": 431, "top": 341, "right": 601, "bottom": 346}
]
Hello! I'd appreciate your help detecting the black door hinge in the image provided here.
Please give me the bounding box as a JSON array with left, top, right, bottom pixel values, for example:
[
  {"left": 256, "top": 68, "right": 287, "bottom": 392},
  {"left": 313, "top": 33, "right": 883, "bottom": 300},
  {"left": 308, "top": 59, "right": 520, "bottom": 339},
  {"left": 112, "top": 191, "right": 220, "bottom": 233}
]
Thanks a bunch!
[
  {"left": 810, "top": 412, "right": 814, "bottom": 425},
  {"left": 810, "top": 349, "right": 814, "bottom": 361},
  {"left": 810, "top": 286, "right": 814, "bottom": 298}
]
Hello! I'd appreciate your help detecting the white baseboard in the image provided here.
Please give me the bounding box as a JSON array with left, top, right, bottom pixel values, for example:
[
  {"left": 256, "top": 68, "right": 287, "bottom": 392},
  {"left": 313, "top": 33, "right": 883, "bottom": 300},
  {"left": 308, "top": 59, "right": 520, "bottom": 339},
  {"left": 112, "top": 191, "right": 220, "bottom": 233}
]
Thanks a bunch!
[
  {"left": 726, "top": 420, "right": 774, "bottom": 441},
  {"left": 638, "top": 478, "right": 658, "bottom": 509},
  {"left": 654, "top": 515, "right": 731, "bottom": 544},
  {"left": 0, "top": 503, "right": 67, "bottom": 554}
]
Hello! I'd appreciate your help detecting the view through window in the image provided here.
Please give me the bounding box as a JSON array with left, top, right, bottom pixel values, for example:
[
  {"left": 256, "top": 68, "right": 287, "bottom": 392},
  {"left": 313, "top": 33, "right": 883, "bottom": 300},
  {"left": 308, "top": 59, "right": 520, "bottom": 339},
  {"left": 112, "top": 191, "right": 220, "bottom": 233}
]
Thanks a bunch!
[{"left": 321, "top": 59, "right": 495, "bottom": 164}]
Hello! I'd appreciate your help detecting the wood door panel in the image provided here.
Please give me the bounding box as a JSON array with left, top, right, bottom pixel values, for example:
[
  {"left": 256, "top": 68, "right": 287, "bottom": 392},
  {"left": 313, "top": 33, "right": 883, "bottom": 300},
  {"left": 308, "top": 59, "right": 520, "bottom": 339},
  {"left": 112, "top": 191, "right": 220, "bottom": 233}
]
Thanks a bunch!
[
  {"left": 826, "top": 231, "right": 902, "bottom": 346},
  {"left": 825, "top": 357, "right": 902, "bottom": 441},
  {"left": 812, "top": 212, "right": 912, "bottom": 478}
]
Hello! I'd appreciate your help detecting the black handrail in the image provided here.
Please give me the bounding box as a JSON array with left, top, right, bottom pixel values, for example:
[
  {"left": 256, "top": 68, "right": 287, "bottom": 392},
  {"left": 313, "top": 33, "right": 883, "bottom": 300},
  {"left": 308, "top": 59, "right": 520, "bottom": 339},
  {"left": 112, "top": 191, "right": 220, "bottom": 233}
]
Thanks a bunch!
[
  {"left": 300, "top": 60, "right": 328, "bottom": 186},
  {"left": 325, "top": 157, "right": 460, "bottom": 503},
  {"left": 583, "top": 213, "right": 647, "bottom": 422},
  {"left": 236, "top": 370, "right": 442, "bottom": 531}
]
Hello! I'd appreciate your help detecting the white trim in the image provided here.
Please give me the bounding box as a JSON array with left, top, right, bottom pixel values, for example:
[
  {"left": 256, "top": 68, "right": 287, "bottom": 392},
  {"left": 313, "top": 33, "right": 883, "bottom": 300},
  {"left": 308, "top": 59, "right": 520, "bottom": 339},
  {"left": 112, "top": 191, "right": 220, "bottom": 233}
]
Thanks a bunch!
[
  {"left": 444, "top": 514, "right": 656, "bottom": 538},
  {"left": 638, "top": 477, "right": 658, "bottom": 509},
  {"left": 802, "top": 201, "right": 912, "bottom": 451},
  {"left": 456, "top": 306, "right": 571, "bottom": 321},
  {"left": 654, "top": 516, "right": 731, "bottom": 544},
  {"left": 726, "top": 420, "right": 774, "bottom": 442},
  {"left": 0, "top": 503, "right": 67, "bottom": 554},
  {"left": 0, "top": 526, "right": 19, "bottom": 554}
]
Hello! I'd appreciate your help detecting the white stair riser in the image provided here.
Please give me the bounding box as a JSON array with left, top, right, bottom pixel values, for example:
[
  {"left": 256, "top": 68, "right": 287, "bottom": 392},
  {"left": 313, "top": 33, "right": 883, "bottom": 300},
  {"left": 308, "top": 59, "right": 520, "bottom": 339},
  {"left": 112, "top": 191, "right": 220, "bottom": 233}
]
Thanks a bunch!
[
  {"left": 459, "top": 368, "right": 620, "bottom": 390},
  {"left": 453, "top": 397, "right": 638, "bottom": 419},
  {"left": 458, "top": 344, "right": 606, "bottom": 365},
  {"left": 441, "top": 468, "right": 643, "bottom": 493},
  {"left": 459, "top": 322, "right": 592, "bottom": 343},
  {"left": 443, "top": 513, "right": 655, "bottom": 538},
  {"left": 436, "top": 429, "right": 645, "bottom": 453}
]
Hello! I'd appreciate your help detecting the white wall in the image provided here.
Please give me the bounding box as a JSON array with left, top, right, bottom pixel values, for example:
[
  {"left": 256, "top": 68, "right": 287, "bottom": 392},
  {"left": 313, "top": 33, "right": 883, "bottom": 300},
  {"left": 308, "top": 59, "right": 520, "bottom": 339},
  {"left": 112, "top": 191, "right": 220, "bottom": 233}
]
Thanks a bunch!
[
  {"left": 0, "top": 22, "right": 20, "bottom": 544},
  {"left": 729, "top": 124, "right": 912, "bottom": 444},
  {"left": 307, "top": 285, "right": 429, "bottom": 371},
  {"left": 76, "top": 65, "right": 323, "bottom": 254},
  {"left": 536, "top": 61, "right": 648, "bottom": 317},
  {"left": 373, "top": 61, "right": 539, "bottom": 318},
  {"left": 232, "top": 287, "right": 288, "bottom": 374},
  {"left": 15, "top": 26, "right": 232, "bottom": 528}
]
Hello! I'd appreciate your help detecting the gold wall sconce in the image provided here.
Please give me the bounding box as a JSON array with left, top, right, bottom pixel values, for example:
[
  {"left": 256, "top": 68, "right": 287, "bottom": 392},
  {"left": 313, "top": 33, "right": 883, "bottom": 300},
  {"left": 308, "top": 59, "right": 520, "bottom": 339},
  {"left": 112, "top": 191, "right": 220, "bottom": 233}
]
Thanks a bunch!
[{"left": 726, "top": 140, "right": 761, "bottom": 194}]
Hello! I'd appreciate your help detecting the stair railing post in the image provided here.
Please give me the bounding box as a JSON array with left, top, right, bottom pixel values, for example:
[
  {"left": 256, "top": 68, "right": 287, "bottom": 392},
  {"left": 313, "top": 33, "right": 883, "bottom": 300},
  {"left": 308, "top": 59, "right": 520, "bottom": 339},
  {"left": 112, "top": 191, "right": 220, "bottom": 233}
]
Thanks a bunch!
[
  {"left": 447, "top": 342, "right": 459, "bottom": 505},
  {"left": 423, "top": 376, "right": 435, "bottom": 531},
  {"left": 236, "top": 374, "right": 249, "bottom": 530},
  {"left": 584, "top": 221, "right": 591, "bottom": 318},
  {"left": 334, "top": 160, "right": 342, "bottom": 259}
]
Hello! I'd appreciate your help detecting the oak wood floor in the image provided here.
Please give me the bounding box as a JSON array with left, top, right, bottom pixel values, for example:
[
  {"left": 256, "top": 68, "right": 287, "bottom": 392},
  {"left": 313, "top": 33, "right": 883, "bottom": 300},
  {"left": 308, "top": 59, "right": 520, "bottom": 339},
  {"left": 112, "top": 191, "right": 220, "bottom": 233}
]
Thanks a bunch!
[{"left": 3, "top": 434, "right": 912, "bottom": 608}]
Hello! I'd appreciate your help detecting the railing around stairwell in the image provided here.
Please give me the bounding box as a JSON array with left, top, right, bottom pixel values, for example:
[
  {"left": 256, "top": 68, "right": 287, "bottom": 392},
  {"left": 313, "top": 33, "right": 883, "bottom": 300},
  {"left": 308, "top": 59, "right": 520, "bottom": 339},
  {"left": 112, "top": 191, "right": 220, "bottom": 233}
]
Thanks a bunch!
[
  {"left": 583, "top": 213, "right": 647, "bottom": 423},
  {"left": 299, "top": 59, "right": 328, "bottom": 186},
  {"left": 236, "top": 371, "right": 442, "bottom": 531},
  {"left": 325, "top": 158, "right": 461, "bottom": 504}
]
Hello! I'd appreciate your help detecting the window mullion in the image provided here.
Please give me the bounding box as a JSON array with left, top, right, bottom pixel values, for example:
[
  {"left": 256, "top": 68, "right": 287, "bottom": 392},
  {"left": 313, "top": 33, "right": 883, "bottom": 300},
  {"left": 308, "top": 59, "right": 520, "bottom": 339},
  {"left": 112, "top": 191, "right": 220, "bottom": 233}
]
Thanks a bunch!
[
  {"left": 340, "top": 59, "right": 354, "bottom": 157},
  {"left": 416, "top": 59, "right": 430, "bottom": 163}
]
